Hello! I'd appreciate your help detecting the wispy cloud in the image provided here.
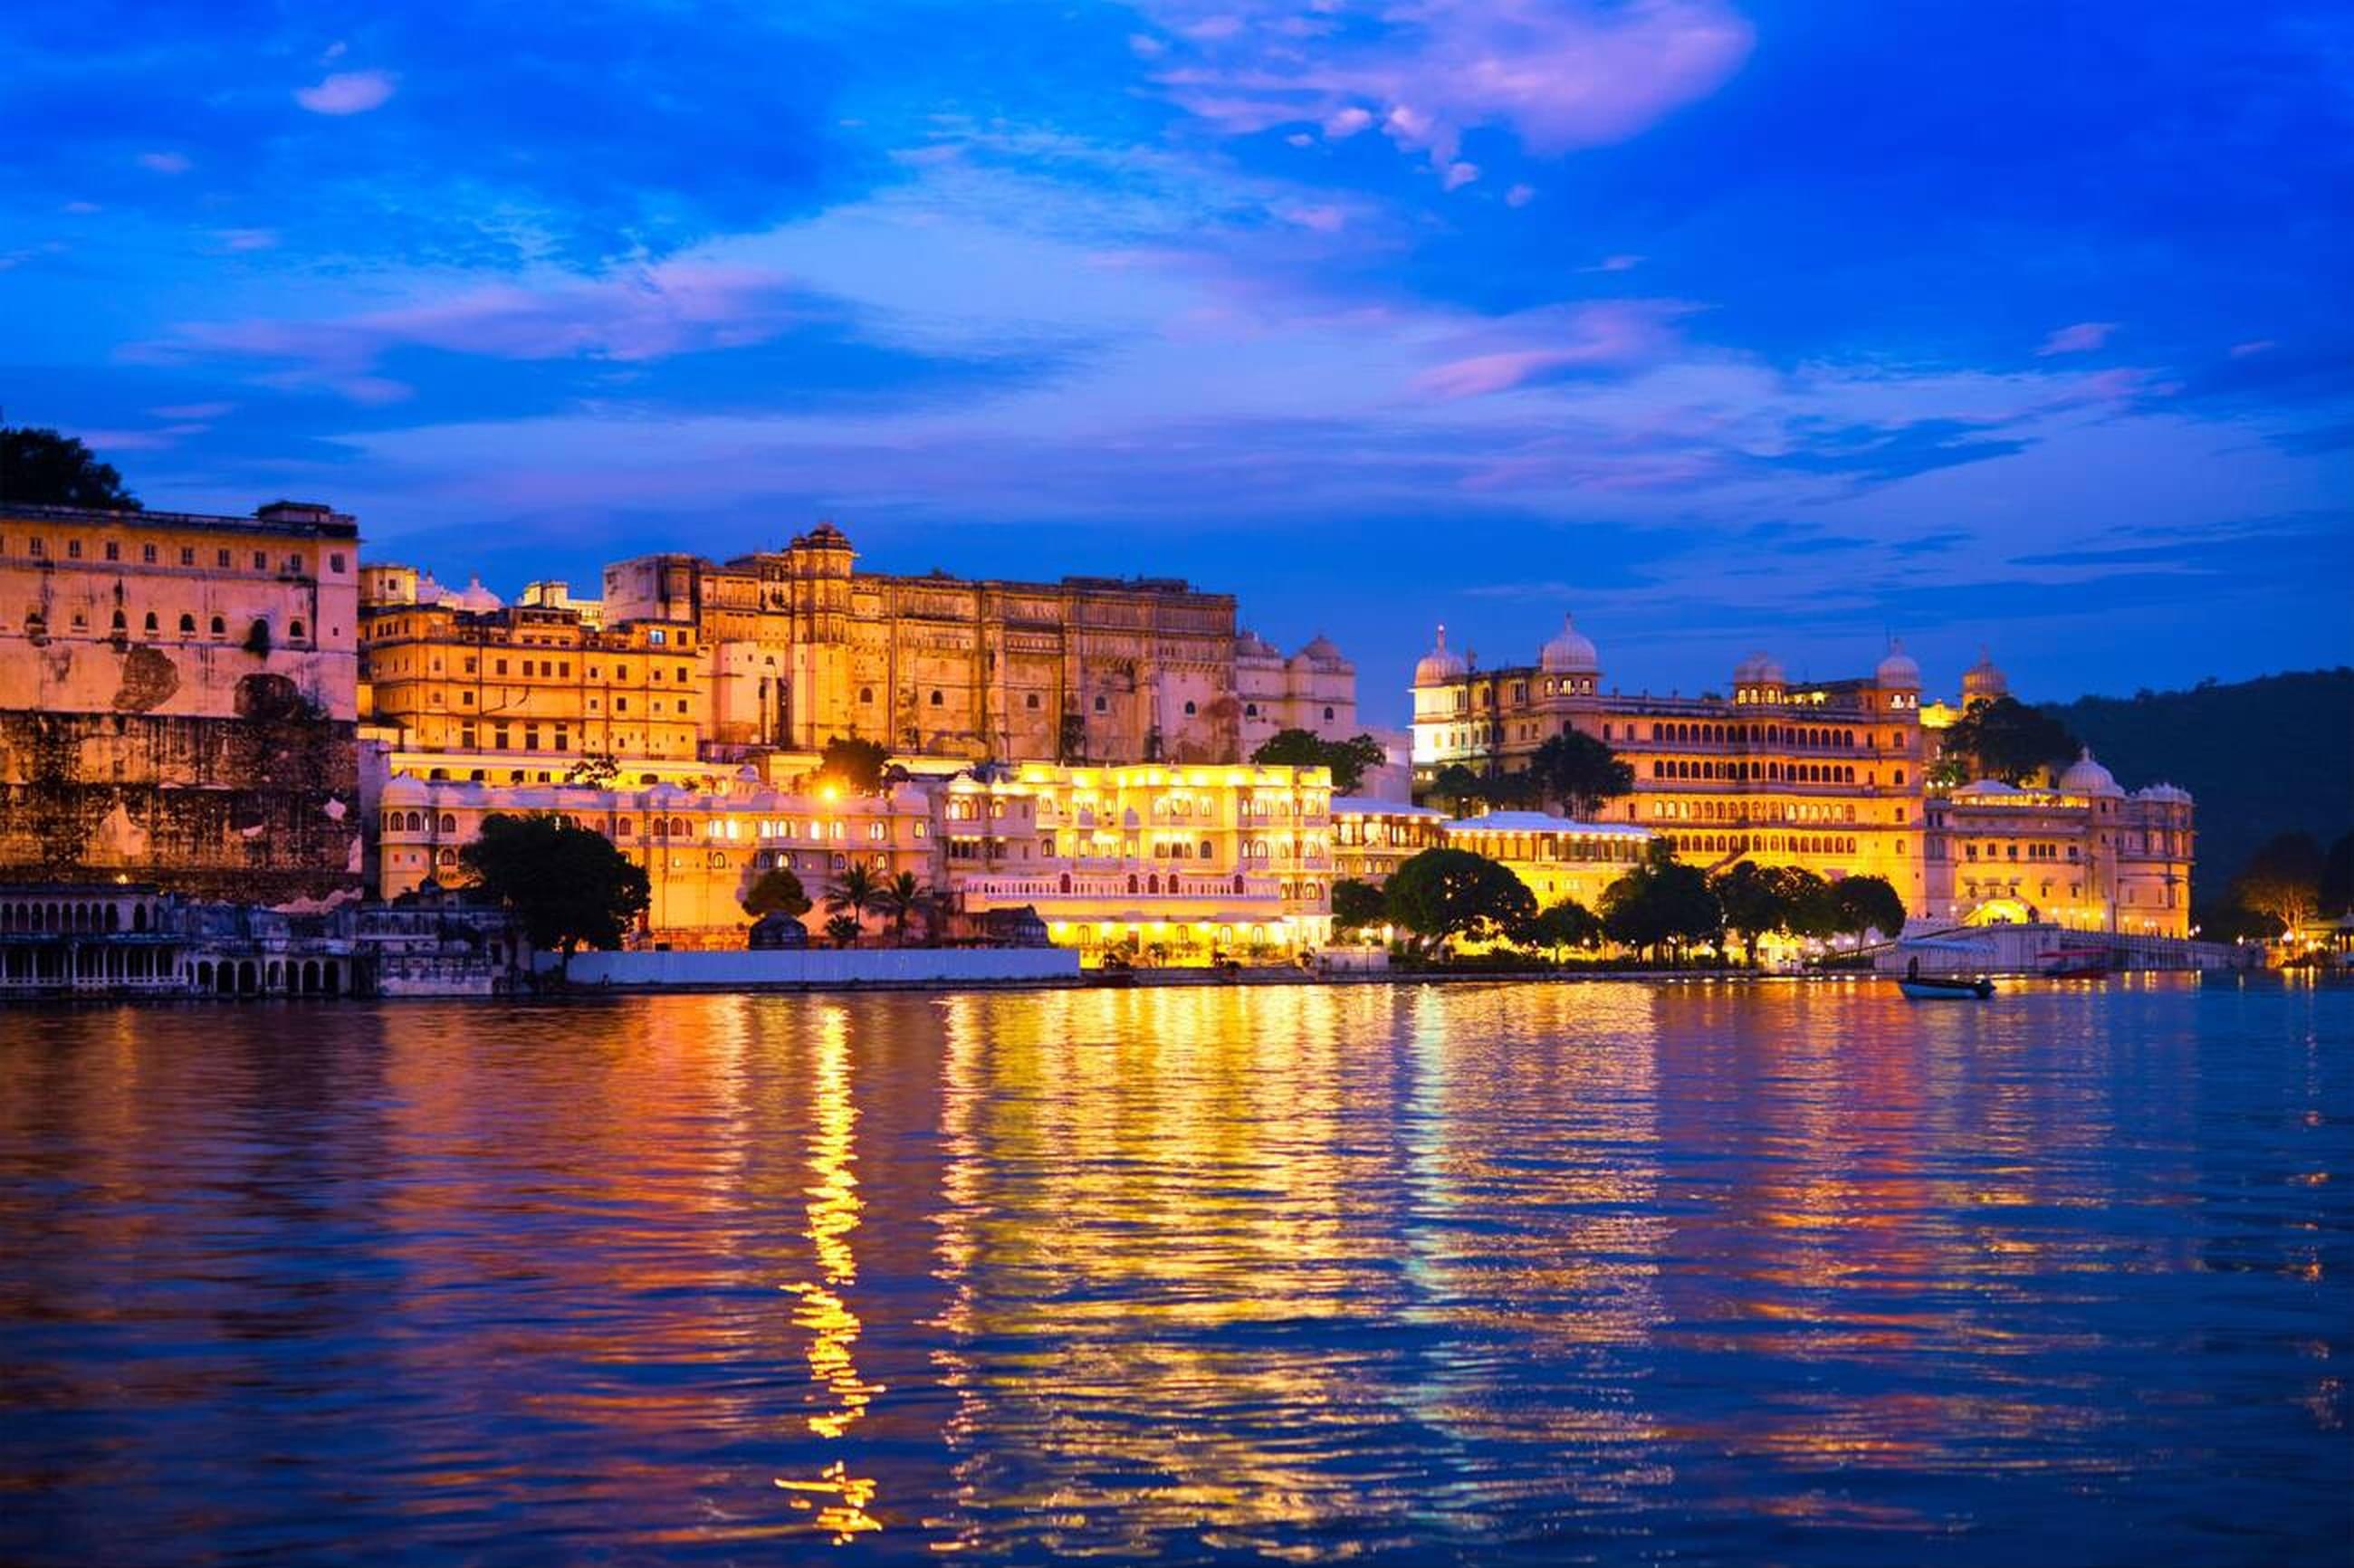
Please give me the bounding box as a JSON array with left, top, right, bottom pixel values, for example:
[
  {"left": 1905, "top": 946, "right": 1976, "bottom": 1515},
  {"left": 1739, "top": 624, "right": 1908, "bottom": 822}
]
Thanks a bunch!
[
  {"left": 295, "top": 70, "right": 397, "bottom": 115},
  {"left": 1144, "top": 0, "right": 1754, "bottom": 166},
  {"left": 2037, "top": 320, "right": 2118, "bottom": 356},
  {"left": 136, "top": 150, "right": 191, "bottom": 175}
]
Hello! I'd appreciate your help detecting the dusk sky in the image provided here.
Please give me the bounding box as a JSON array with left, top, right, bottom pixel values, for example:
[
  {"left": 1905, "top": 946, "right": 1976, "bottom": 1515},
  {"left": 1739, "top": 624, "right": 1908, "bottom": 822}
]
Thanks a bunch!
[{"left": 5, "top": 0, "right": 2349, "bottom": 724}]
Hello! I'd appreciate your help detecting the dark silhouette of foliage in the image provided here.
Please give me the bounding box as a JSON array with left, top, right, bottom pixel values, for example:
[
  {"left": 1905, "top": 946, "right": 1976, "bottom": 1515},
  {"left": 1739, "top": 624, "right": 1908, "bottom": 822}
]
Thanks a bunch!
[
  {"left": 1330, "top": 876, "right": 1387, "bottom": 934},
  {"left": 1383, "top": 847, "right": 1536, "bottom": 949},
  {"left": 0, "top": 426, "right": 140, "bottom": 510},
  {"left": 1526, "top": 730, "right": 1635, "bottom": 817},
  {"left": 461, "top": 813, "right": 650, "bottom": 977},
  {"left": 1935, "top": 695, "right": 2081, "bottom": 785},
  {"left": 742, "top": 866, "right": 811, "bottom": 920},
  {"left": 817, "top": 736, "right": 890, "bottom": 795},
  {"left": 1250, "top": 728, "right": 1386, "bottom": 793}
]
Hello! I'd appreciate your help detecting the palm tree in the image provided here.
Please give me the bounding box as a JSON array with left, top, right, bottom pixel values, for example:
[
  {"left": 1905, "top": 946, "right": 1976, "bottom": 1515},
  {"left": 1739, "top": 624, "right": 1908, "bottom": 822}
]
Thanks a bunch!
[
  {"left": 875, "top": 871, "right": 933, "bottom": 944},
  {"left": 826, "top": 863, "right": 885, "bottom": 942}
]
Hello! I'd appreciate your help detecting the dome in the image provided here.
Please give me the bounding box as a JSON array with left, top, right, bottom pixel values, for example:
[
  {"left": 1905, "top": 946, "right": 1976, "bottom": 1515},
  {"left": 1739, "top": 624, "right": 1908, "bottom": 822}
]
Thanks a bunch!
[
  {"left": 1296, "top": 633, "right": 1345, "bottom": 664},
  {"left": 1538, "top": 614, "right": 1599, "bottom": 674},
  {"left": 2058, "top": 747, "right": 2121, "bottom": 796},
  {"left": 1413, "top": 625, "right": 1468, "bottom": 685},
  {"left": 1875, "top": 636, "right": 1920, "bottom": 689},
  {"left": 380, "top": 774, "right": 430, "bottom": 805},
  {"left": 450, "top": 573, "right": 503, "bottom": 614},
  {"left": 2136, "top": 782, "right": 2192, "bottom": 804},
  {"left": 1236, "top": 629, "right": 1280, "bottom": 659},
  {"left": 1963, "top": 646, "right": 2008, "bottom": 700},
  {"left": 1734, "top": 650, "right": 1785, "bottom": 687}
]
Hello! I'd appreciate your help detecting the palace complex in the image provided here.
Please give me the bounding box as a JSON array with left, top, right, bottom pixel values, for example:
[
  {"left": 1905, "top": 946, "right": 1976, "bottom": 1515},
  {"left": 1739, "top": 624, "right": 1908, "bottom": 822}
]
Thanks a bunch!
[
  {"left": 0, "top": 493, "right": 2200, "bottom": 966},
  {"left": 0, "top": 499, "right": 362, "bottom": 903}
]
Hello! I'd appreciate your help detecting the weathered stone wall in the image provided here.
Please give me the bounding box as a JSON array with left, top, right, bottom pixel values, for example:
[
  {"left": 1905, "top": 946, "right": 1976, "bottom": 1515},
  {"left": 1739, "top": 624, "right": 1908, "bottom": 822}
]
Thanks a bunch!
[{"left": 0, "top": 674, "right": 360, "bottom": 904}]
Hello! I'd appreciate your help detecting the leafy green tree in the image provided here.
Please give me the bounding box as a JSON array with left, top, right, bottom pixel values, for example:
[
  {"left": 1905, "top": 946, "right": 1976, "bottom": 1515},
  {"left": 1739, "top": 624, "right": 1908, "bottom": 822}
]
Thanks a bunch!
[
  {"left": 1330, "top": 876, "right": 1387, "bottom": 936},
  {"left": 1831, "top": 875, "right": 1907, "bottom": 943},
  {"left": 1526, "top": 730, "right": 1636, "bottom": 817},
  {"left": 1601, "top": 842, "right": 1722, "bottom": 963},
  {"left": 742, "top": 866, "right": 811, "bottom": 920},
  {"left": 1938, "top": 695, "right": 2081, "bottom": 785},
  {"left": 1527, "top": 898, "right": 1603, "bottom": 958},
  {"left": 876, "top": 870, "right": 933, "bottom": 942},
  {"left": 1383, "top": 847, "right": 1536, "bottom": 951},
  {"left": 461, "top": 812, "right": 650, "bottom": 978},
  {"left": 817, "top": 736, "right": 890, "bottom": 795},
  {"left": 824, "top": 913, "right": 862, "bottom": 949},
  {"left": 0, "top": 426, "right": 140, "bottom": 510},
  {"left": 2234, "top": 831, "right": 2326, "bottom": 937},
  {"left": 826, "top": 862, "right": 886, "bottom": 937},
  {"left": 1250, "top": 729, "right": 1387, "bottom": 793}
]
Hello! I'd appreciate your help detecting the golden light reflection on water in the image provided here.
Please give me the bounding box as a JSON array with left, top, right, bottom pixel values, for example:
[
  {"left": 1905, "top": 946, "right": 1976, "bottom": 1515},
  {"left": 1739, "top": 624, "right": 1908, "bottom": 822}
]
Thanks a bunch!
[
  {"left": 772, "top": 1004, "right": 885, "bottom": 1544},
  {"left": 0, "top": 977, "right": 2344, "bottom": 1565}
]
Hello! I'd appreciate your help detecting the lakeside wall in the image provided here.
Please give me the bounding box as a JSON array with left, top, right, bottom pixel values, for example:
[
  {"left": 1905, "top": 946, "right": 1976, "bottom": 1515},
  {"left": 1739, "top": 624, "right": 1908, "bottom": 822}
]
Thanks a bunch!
[{"left": 540, "top": 948, "right": 1081, "bottom": 990}]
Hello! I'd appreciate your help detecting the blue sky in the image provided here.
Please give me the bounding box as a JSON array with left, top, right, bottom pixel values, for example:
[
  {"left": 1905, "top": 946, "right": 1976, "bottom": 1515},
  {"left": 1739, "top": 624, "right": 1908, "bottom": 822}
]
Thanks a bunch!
[{"left": 5, "top": 0, "right": 2349, "bottom": 724}]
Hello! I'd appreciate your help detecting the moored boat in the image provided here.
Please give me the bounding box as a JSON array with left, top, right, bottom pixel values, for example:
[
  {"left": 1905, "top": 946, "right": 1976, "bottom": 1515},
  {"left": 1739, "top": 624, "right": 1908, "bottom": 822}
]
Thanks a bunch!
[{"left": 1899, "top": 975, "right": 1996, "bottom": 999}]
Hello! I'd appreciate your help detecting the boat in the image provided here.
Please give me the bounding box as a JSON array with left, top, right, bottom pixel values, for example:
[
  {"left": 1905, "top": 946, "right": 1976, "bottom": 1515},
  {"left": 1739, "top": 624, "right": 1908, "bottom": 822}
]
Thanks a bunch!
[
  {"left": 1899, "top": 974, "right": 1995, "bottom": 999},
  {"left": 2039, "top": 945, "right": 2112, "bottom": 980}
]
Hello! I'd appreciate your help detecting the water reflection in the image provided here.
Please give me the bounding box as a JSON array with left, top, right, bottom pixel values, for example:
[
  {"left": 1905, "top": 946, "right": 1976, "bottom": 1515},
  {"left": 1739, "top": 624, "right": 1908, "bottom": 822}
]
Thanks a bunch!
[{"left": 0, "top": 979, "right": 2346, "bottom": 1565}]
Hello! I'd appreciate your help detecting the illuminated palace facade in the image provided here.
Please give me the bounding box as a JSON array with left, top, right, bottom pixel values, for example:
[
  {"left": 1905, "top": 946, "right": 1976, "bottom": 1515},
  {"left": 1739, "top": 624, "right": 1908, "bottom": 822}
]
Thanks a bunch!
[
  {"left": 0, "top": 500, "right": 362, "bottom": 902},
  {"left": 599, "top": 525, "right": 1357, "bottom": 766},
  {"left": 1411, "top": 625, "right": 2196, "bottom": 937},
  {"left": 1412, "top": 618, "right": 1930, "bottom": 911}
]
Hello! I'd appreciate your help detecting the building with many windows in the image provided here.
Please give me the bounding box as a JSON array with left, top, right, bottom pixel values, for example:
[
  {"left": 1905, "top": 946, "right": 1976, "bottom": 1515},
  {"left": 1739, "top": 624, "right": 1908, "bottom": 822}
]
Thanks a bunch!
[
  {"left": 1411, "top": 619, "right": 1928, "bottom": 909},
  {"left": 1922, "top": 752, "right": 2195, "bottom": 936},
  {"left": 0, "top": 500, "right": 362, "bottom": 903}
]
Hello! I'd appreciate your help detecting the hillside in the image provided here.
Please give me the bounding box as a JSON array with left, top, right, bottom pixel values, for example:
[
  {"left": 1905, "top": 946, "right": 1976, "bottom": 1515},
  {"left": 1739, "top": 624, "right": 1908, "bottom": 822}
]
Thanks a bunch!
[{"left": 2039, "top": 667, "right": 2354, "bottom": 904}]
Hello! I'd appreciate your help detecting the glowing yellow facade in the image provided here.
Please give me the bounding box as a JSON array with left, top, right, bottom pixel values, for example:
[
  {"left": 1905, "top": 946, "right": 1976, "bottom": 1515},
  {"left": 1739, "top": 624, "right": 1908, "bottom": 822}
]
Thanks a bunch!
[{"left": 1411, "top": 622, "right": 1927, "bottom": 911}]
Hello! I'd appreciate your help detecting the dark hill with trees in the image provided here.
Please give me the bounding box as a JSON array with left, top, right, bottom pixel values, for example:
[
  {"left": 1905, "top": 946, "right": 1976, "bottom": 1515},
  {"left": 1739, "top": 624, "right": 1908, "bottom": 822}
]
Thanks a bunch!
[{"left": 2037, "top": 668, "right": 2353, "bottom": 911}]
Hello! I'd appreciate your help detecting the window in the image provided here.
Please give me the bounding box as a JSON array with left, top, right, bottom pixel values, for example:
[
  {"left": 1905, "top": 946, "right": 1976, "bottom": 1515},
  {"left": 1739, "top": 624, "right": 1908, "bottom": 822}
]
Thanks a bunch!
[
  {"left": 1183, "top": 701, "right": 1196, "bottom": 715},
  {"left": 1245, "top": 703, "right": 1258, "bottom": 717},
  {"left": 104, "top": 540, "right": 120, "bottom": 561},
  {"left": 494, "top": 658, "right": 507, "bottom": 675},
  {"left": 253, "top": 551, "right": 266, "bottom": 570},
  {"left": 930, "top": 689, "right": 943, "bottom": 706},
  {"left": 1324, "top": 706, "right": 1335, "bottom": 720},
  {"left": 180, "top": 547, "right": 195, "bottom": 566},
  {"left": 648, "top": 628, "right": 666, "bottom": 645},
  {"left": 1094, "top": 696, "right": 1107, "bottom": 712},
  {"left": 330, "top": 552, "right": 345, "bottom": 573},
  {"left": 1026, "top": 693, "right": 1039, "bottom": 709},
  {"left": 859, "top": 686, "right": 874, "bottom": 703},
  {"left": 141, "top": 543, "right": 157, "bottom": 564},
  {"left": 216, "top": 550, "right": 230, "bottom": 569},
  {"left": 288, "top": 618, "right": 305, "bottom": 641},
  {"left": 209, "top": 616, "right": 225, "bottom": 636},
  {"left": 26, "top": 538, "right": 43, "bottom": 558},
  {"left": 178, "top": 614, "right": 196, "bottom": 635}
]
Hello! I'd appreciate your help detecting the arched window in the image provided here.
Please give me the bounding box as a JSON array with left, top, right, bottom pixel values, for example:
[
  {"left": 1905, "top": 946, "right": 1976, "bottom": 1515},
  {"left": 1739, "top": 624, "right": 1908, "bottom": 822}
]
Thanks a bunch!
[
  {"left": 859, "top": 686, "right": 874, "bottom": 703},
  {"left": 209, "top": 616, "right": 225, "bottom": 636},
  {"left": 1059, "top": 873, "right": 1072, "bottom": 894},
  {"left": 1200, "top": 839, "right": 1212, "bottom": 858},
  {"left": 110, "top": 609, "right": 127, "bottom": 633},
  {"left": 1126, "top": 875, "right": 1138, "bottom": 894},
  {"left": 178, "top": 614, "right": 196, "bottom": 634},
  {"left": 437, "top": 847, "right": 457, "bottom": 866},
  {"left": 1324, "top": 706, "right": 1335, "bottom": 720},
  {"left": 143, "top": 612, "right": 158, "bottom": 634},
  {"left": 289, "top": 618, "right": 306, "bottom": 640},
  {"left": 1026, "top": 693, "right": 1039, "bottom": 708},
  {"left": 437, "top": 813, "right": 457, "bottom": 834},
  {"left": 1094, "top": 696, "right": 1107, "bottom": 712},
  {"left": 1182, "top": 701, "right": 1196, "bottom": 716}
]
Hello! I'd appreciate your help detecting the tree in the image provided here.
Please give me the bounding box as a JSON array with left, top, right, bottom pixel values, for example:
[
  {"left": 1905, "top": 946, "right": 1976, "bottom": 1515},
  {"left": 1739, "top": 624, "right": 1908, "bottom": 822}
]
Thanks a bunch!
[
  {"left": 2234, "top": 831, "right": 2326, "bottom": 937},
  {"left": 1938, "top": 695, "right": 2081, "bottom": 785},
  {"left": 565, "top": 751, "right": 623, "bottom": 789},
  {"left": 742, "top": 866, "right": 811, "bottom": 921},
  {"left": 875, "top": 870, "right": 933, "bottom": 943},
  {"left": 1601, "top": 842, "right": 1722, "bottom": 963},
  {"left": 1430, "top": 763, "right": 1487, "bottom": 816},
  {"left": 460, "top": 813, "right": 650, "bottom": 978},
  {"left": 1250, "top": 729, "right": 1386, "bottom": 793},
  {"left": 2320, "top": 832, "right": 2353, "bottom": 919},
  {"left": 1709, "top": 862, "right": 1785, "bottom": 966},
  {"left": 1527, "top": 898, "right": 1603, "bottom": 958},
  {"left": 1831, "top": 875, "right": 1907, "bottom": 944},
  {"left": 0, "top": 426, "right": 140, "bottom": 511},
  {"left": 816, "top": 736, "right": 890, "bottom": 795},
  {"left": 1330, "top": 876, "right": 1387, "bottom": 936},
  {"left": 1526, "top": 730, "right": 1635, "bottom": 818},
  {"left": 826, "top": 862, "right": 886, "bottom": 938},
  {"left": 1382, "top": 847, "right": 1536, "bottom": 951},
  {"left": 824, "top": 913, "right": 862, "bottom": 949}
]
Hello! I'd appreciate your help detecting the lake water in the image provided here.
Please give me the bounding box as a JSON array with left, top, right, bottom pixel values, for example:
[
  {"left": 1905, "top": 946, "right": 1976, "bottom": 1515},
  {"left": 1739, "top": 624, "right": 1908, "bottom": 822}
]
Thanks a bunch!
[{"left": 1, "top": 979, "right": 2346, "bottom": 1565}]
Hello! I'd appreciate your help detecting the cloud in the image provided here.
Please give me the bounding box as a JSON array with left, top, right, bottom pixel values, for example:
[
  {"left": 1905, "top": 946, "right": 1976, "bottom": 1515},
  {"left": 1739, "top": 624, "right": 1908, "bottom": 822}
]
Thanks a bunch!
[
  {"left": 1442, "top": 160, "right": 1480, "bottom": 190},
  {"left": 2230, "top": 339, "right": 2275, "bottom": 358},
  {"left": 295, "top": 70, "right": 397, "bottom": 115},
  {"left": 1146, "top": 0, "right": 1753, "bottom": 167},
  {"left": 1412, "top": 300, "right": 1694, "bottom": 397},
  {"left": 2037, "top": 320, "right": 2118, "bottom": 356},
  {"left": 1582, "top": 253, "right": 1643, "bottom": 272},
  {"left": 215, "top": 229, "right": 279, "bottom": 252},
  {"left": 136, "top": 150, "right": 191, "bottom": 175},
  {"left": 1505, "top": 183, "right": 1536, "bottom": 207},
  {"left": 1276, "top": 203, "right": 1346, "bottom": 232}
]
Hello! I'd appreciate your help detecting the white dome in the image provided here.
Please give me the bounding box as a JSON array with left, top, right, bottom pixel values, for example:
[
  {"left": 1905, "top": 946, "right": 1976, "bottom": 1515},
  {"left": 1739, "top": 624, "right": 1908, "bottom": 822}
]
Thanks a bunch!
[
  {"left": 1875, "top": 637, "right": 1920, "bottom": 688},
  {"left": 1734, "top": 650, "right": 1785, "bottom": 687},
  {"left": 2058, "top": 747, "right": 2121, "bottom": 796},
  {"left": 1236, "top": 629, "right": 1280, "bottom": 659},
  {"left": 1296, "top": 633, "right": 1345, "bottom": 665},
  {"left": 380, "top": 774, "right": 431, "bottom": 805},
  {"left": 1539, "top": 614, "right": 1599, "bottom": 674},
  {"left": 1963, "top": 646, "right": 2007, "bottom": 699},
  {"left": 1413, "top": 625, "right": 1468, "bottom": 685},
  {"left": 2136, "top": 782, "right": 2192, "bottom": 804},
  {"left": 450, "top": 573, "right": 504, "bottom": 614}
]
